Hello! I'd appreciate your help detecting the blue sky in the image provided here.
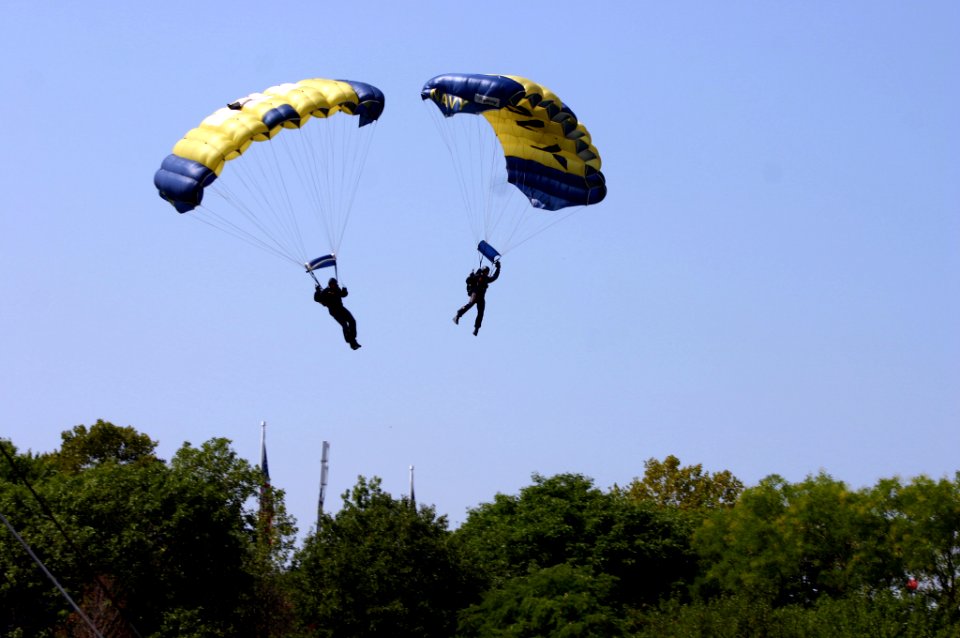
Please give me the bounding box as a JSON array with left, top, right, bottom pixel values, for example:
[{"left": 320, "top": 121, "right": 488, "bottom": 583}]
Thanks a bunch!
[{"left": 2, "top": 1, "right": 958, "bottom": 536}]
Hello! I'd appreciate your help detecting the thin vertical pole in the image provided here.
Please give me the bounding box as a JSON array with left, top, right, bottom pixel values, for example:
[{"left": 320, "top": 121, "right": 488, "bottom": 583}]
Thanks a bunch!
[
  {"left": 409, "top": 465, "right": 416, "bottom": 510},
  {"left": 317, "top": 441, "right": 330, "bottom": 524}
]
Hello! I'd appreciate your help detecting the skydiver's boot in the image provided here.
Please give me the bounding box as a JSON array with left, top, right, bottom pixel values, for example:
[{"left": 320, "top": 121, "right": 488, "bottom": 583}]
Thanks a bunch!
[
  {"left": 350, "top": 341, "right": 361, "bottom": 350},
  {"left": 473, "top": 327, "right": 479, "bottom": 336},
  {"left": 453, "top": 313, "right": 460, "bottom": 325}
]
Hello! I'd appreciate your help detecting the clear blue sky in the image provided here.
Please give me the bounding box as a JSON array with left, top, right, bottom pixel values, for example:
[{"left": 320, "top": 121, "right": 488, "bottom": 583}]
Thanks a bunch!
[{"left": 2, "top": 1, "right": 958, "bottom": 536}]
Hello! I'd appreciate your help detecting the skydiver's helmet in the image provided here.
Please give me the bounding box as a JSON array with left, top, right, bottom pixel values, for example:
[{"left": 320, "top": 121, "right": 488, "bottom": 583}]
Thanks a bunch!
[
  {"left": 480, "top": 266, "right": 490, "bottom": 275},
  {"left": 328, "top": 278, "right": 338, "bottom": 287}
]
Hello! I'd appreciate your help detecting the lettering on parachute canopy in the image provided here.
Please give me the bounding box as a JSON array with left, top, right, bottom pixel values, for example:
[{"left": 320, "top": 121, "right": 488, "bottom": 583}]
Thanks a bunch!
[
  {"left": 474, "top": 94, "right": 500, "bottom": 107},
  {"left": 433, "top": 92, "right": 466, "bottom": 113}
]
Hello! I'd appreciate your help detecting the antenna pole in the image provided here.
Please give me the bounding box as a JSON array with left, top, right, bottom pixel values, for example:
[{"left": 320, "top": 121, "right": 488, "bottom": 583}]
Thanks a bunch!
[
  {"left": 317, "top": 441, "right": 330, "bottom": 524},
  {"left": 409, "top": 465, "right": 416, "bottom": 509}
]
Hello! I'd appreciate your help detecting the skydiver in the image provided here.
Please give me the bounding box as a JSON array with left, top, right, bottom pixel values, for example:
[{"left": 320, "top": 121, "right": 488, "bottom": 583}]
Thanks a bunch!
[
  {"left": 314, "top": 278, "right": 361, "bottom": 350},
  {"left": 453, "top": 260, "right": 501, "bottom": 336}
]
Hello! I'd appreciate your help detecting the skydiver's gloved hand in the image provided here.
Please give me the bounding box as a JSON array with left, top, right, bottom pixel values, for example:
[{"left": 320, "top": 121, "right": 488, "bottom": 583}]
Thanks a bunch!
[{"left": 342, "top": 287, "right": 348, "bottom": 295}]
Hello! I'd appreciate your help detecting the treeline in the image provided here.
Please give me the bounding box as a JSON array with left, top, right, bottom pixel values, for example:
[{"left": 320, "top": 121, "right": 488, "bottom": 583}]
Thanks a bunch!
[{"left": 2, "top": 421, "right": 959, "bottom": 637}]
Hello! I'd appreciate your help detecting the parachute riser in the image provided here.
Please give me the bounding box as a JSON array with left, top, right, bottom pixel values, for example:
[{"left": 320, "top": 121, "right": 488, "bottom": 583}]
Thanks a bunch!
[{"left": 307, "top": 267, "right": 341, "bottom": 288}]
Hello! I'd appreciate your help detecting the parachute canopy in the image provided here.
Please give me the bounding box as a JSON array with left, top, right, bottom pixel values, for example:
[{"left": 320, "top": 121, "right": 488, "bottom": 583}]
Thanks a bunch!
[
  {"left": 421, "top": 73, "right": 606, "bottom": 212},
  {"left": 155, "top": 79, "right": 384, "bottom": 214},
  {"left": 153, "top": 78, "right": 384, "bottom": 274}
]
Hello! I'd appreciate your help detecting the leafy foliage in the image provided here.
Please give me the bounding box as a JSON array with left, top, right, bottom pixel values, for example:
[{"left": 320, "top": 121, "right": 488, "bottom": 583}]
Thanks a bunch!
[
  {"left": 457, "top": 563, "right": 629, "bottom": 638},
  {"left": 1, "top": 423, "right": 295, "bottom": 637},
  {"left": 288, "top": 476, "right": 477, "bottom": 638},
  {"left": 875, "top": 473, "right": 960, "bottom": 622},
  {"left": 54, "top": 419, "right": 159, "bottom": 473},
  {"left": 615, "top": 455, "right": 744, "bottom": 512},
  {"left": 454, "top": 472, "right": 697, "bottom": 614},
  {"left": 4, "top": 427, "right": 960, "bottom": 637},
  {"left": 693, "top": 472, "right": 900, "bottom": 604}
]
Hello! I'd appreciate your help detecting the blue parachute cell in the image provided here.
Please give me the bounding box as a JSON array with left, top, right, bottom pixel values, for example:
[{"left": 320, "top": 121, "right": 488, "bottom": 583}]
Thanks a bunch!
[{"left": 421, "top": 73, "right": 606, "bottom": 211}]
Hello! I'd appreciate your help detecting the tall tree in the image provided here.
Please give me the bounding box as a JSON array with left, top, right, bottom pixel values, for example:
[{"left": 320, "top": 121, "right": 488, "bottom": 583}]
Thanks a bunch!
[
  {"left": 614, "top": 455, "right": 743, "bottom": 512},
  {"left": 54, "top": 419, "right": 159, "bottom": 473},
  {"left": 455, "top": 473, "right": 696, "bottom": 610},
  {"left": 1, "top": 427, "right": 296, "bottom": 637},
  {"left": 880, "top": 473, "right": 960, "bottom": 619},
  {"left": 288, "top": 476, "right": 476, "bottom": 638},
  {"left": 694, "top": 473, "right": 897, "bottom": 605}
]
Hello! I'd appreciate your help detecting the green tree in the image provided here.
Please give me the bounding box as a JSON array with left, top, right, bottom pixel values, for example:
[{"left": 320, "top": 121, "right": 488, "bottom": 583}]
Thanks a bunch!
[
  {"left": 288, "top": 476, "right": 475, "bottom": 638},
  {"left": 694, "top": 473, "right": 896, "bottom": 605},
  {"left": 614, "top": 455, "right": 743, "bottom": 512},
  {"left": 457, "top": 563, "right": 628, "bottom": 638},
  {"left": 880, "top": 473, "right": 960, "bottom": 620},
  {"left": 632, "top": 591, "right": 952, "bottom": 638},
  {"left": 454, "top": 473, "right": 696, "bottom": 610},
  {"left": 1, "top": 427, "right": 295, "bottom": 637},
  {"left": 53, "top": 419, "right": 159, "bottom": 473}
]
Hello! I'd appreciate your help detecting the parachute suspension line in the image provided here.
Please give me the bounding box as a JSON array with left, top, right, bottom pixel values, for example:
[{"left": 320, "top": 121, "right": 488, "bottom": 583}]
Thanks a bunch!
[
  {"left": 483, "top": 115, "right": 514, "bottom": 245},
  {"left": 424, "top": 99, "right": 584, "bottom": 259},
  {"left": 333, "top": 114, "right": 354, "bottom": 251},
  {"left": 262, "top": 132, "right": 310, "bottom": 261},
  {"left": 482, "top": 115, "right": 511, "bottom": 244},
  {"left": 308, "top": 115, "right": 339, "bottom": 252},
  {"left": 425, "top": 105, "right": 483, "bottom": 242},
  {"left": 337, "top": 119, "right": 377, "bottom": 254},
  {"left": 203, "top": 182, "right": 304, "bottom": 268},
  {"left": 226, "top": 140, "right": 295, "bottom": 254},
  {"left": 205, "top": 139, "right": 307, "bottom": 265},
  {"left": 503, "top": 206, "right": 581, "bottom": 255},
  {"left": 194, "top": 198, "right": 302, "bottom": 267},
  {"left": 479, "top": 113, "right": 582, "bottom": 256},
  {"left": 288, "top": 114, "right": 376, "bottom": 260},
  {"left": 285, "top": 121, "right": 332, "bottom": 258}
]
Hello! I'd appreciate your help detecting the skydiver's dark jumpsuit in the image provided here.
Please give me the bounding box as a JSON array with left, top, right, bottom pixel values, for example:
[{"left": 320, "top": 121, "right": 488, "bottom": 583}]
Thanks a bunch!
[
  {"left": 315, "top": 281, "right": 360, "bottom": 350},
  {"left": 454, "top": 261, "right": 500, "bottom": 335}
]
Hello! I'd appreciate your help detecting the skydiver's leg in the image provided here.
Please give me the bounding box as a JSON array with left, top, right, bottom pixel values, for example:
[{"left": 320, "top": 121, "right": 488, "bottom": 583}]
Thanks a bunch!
[
  {"left": 343, "top": 309, "right": 358, "bottom": 342},
  {"left": 456, "top": 295, "right": 477, "bottom": 323},
  {"left": 474, "top": 296, "right": 486, "bottom": 333},
  {"left": 331, "top": 311, "right": 351, "bottom": 344},
  {"left": 336, "top": 309, "right": 360, "bottom": 348}
]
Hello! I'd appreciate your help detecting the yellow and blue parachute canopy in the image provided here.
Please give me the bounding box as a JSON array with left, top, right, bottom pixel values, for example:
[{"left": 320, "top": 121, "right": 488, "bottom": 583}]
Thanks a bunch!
[
  {"left": 154, "top": 78, "right": 385, "bottom": 213},
  {"left": 421, "top": 73, "right": 606, "bottom": 211}
]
